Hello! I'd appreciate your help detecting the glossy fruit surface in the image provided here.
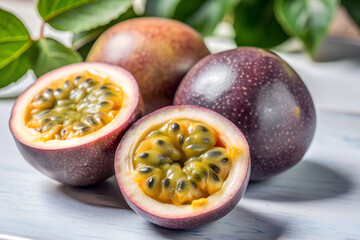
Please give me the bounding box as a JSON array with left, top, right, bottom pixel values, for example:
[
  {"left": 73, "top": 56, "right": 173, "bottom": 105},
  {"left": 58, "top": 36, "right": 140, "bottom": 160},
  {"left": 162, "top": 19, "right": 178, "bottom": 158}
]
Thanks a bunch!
[
  {"left": 115, "top": 105, "right": 250, "bottom": 229},
  {"left": 87, "top": 17, "right": 210, "bottom": 113},
  {"left": 9, "top": 62, "right": 144, "bottom": 186},
  {"left": 174, "top": 47, "right": 316, "bottom": 181}
]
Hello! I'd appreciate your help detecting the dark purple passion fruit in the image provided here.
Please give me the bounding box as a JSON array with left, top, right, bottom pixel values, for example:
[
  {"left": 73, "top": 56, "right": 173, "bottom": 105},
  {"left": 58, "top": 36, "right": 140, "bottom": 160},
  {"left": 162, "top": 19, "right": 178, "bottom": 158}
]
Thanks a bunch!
[
  {"left": 115, "top": 105, "right": 250, "bottom": 229},
  {"left": 9, "top": 63, "right": 144, "bottom": 186},
  {"left": 174, "top": 47, "right": 316, "bottom": 181}
]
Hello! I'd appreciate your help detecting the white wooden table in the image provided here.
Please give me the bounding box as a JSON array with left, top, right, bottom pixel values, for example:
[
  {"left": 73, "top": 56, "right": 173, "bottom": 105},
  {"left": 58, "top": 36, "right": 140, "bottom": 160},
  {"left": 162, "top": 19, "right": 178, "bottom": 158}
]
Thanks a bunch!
[{"left": 1, "top": 1, "right": 360, "bottom": 239}]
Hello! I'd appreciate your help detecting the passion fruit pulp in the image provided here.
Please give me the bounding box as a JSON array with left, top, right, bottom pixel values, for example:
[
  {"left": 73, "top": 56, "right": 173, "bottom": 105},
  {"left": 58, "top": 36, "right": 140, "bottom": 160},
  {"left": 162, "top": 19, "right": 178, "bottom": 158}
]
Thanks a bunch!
[
  {"left": 10, "top": 63, "right": 144, "bottom": 186},
  {"left": 115, "top": 105, "right": 250, "bottom": 229},
  {"left": 87, "top": 17, "right": 210, "bottom": 113}
]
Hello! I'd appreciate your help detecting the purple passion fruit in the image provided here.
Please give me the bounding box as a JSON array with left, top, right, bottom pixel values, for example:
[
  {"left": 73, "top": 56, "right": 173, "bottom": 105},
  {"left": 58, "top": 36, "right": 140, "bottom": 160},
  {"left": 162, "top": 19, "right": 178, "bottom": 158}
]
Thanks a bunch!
[
  {"left": 115, "top": 105, "right": 250, "bottom": 229},
  {"left": 174, "top": 47, "right": 316, "bottom": 181},
  {"left": 87, "top": 17, "right": 210, "bottom": 113},
  {"left": 9, "top": 63, "right": 144, "bottom": 186}
]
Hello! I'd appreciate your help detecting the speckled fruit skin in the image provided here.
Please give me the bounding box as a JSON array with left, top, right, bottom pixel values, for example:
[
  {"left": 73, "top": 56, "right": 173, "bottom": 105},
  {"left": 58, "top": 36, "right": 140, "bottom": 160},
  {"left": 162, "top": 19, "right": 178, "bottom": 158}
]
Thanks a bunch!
[
  {"left": 87, "top": 17, "right": 210, "bottom": 113},
  {"left": 174, "top": 47, "right": 316, "bottom": 181},
  {"left": 9, "top": 63, "right": 144, "bottom": 186},
  {"left": 115, "top": 105, "right": 250, "bottom": 229}
]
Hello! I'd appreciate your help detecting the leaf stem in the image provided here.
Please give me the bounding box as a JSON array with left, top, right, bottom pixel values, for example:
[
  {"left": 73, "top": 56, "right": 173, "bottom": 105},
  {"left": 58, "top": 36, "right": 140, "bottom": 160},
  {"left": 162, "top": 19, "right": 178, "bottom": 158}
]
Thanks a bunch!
[{"left": 40, "top": 22, "right": 46, "bottom": 39}]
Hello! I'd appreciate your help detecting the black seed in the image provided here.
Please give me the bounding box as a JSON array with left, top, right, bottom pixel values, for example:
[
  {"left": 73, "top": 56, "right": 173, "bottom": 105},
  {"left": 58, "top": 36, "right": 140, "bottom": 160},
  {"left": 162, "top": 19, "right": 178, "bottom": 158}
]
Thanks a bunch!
[
  {"left": 38, "top": 110, "right": 50, "bottom": 116},
  {"left": 81, "top": 126, "right": 90, "bottom": 132},
  {"left": 85, "top": 118, "right": 96, "bottom": 125},
  {"left": 74, "top": 76, "right": 82, "bottom": 81},
  {"left": 157, "top": 139, "right": 164, "bottom": 145},
  {"left": 178, "top": 180, "right": 186, "bottom": 190},
  {"left": 200, "top": 125, "right": 208, "bottom": 132},
  {"left": 179, "top": 135, "right": 184, "bottom": 144},
  {"left": 85, "top": 78, "right": 92, "bottom": 83},
  {"left": 99, "top": 86, "right": 108, "bottom": 90},
  {"left": 221, "top": 158, "right": 229, "bottom": 163},
  {"left": 207, "top": 150, "right": 222, "bottom": 157},
  {"left": 209, "top": 164, "right": 220, "bottom": 173},
  {"left": 203, "top": 171, "right": 208, "bottom": 179},
  {"left": 211, "top": 172, "right": 220, "bottom": 181},
  {"left": 203, "top": 138, "right": 210, "bottom": 143},
  {"left": 191, "top": 181, "right": 197, "bottom": 188},
  {"left": 104, "top": 91, "right": 113, "bottom": 96},
  {"left": 139, "top": 152, "right": 149, "bottom": 158},
  {"left": 194, "top": 173, "right": 201, "bottom": 181},
  {"left": 100, "top": 101, "right": 109, "bottom": 105},
  {"left": 139, "top": 167, "right": 152, "bottom": 173},
  {"left": 41, "top": 118, "right": 50, "bottom": 124},
  {"left": 147, "top": 177, "right": 154, "bottom": 188},
  {"left": 163, "top": 178, "right": 170, "bottom": 188},
  {"left": 170, "top": 123, "right": 180, "bottom": 132},
  {"left": 44, "top": 88, "right": 53, "bottom": 94}
]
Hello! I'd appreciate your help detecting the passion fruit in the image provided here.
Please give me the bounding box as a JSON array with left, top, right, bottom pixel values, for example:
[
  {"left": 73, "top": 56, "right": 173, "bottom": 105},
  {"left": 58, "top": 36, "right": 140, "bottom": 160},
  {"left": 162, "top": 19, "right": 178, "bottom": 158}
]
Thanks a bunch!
[
  {"left": 174, "top": 47, "right": 316, "bottom": 181},
  {"left": 9, "top": 63, "right": 144, "bottom": 186},
  {"left": 87, "top": 17, "right": 210, "bottom": 113},
  {"left": 115, "top": 105, "right": 250, "bottom": 229}
]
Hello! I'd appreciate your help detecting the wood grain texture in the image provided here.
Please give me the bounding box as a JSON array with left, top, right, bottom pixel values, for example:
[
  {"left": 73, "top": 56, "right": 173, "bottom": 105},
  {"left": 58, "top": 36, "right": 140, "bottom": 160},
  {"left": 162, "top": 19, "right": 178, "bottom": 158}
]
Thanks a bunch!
[{"left": 1, "top": 98, "right": 360, "bottom": 239}]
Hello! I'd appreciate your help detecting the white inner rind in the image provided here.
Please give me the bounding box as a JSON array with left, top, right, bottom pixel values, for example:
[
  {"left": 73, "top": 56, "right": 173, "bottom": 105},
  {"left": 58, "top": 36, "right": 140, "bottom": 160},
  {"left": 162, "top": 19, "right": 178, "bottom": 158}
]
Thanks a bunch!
[
  {"left": 10, "top": 63, "right": 140, "bottom": 149},
  {"left": 115, "top": 106, "right": 250, "bottom": 219}
]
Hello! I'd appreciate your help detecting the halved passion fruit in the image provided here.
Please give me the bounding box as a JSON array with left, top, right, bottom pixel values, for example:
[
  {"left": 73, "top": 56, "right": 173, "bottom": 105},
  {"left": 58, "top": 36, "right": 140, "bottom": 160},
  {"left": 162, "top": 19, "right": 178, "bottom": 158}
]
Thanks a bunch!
[
  {"left": 115, "top": 106, "right": 250, "bottom": 229},
  {"left": 9, "top": 63, "right": 144, "bottom": 186}
]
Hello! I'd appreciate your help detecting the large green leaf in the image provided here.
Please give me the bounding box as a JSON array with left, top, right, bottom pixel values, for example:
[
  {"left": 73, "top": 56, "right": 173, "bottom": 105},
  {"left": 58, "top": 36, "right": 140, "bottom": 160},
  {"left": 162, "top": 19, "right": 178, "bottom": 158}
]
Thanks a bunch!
[
  {"left": 0, "top": 49, "right": 31, "bottom": 88},
  {"left": 72, "top": 7, "right": 138, "bottom": 58},
  {"left": 145, "top": 0, "right": 234, "bottom": 36},
  {"left": 0, "top": 9, "right": 32, "bottom": 69},
  {"left": 30, "top": 38, "right": 82, "bottom": 77},
  {"left": 342, "top": 0, "right": 360, "bottom": 27},
  {"left": 37, "top": 0, "right": 133, "bottom": 33},
  {"left": 274, "top": 0, "right": 339, "bottom": 54},
  {"left": 234, "top": 0, "right": 289, "bottom": 48}
]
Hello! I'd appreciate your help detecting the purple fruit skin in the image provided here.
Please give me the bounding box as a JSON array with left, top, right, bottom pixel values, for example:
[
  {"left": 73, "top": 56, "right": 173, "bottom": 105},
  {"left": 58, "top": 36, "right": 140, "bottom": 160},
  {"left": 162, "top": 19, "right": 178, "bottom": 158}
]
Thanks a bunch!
[
  {"left": 12, "top": 106, "right": 143, "bottom": 186},
  {"left": 174, "top": 47, "right": 316, "bottom": 181}
]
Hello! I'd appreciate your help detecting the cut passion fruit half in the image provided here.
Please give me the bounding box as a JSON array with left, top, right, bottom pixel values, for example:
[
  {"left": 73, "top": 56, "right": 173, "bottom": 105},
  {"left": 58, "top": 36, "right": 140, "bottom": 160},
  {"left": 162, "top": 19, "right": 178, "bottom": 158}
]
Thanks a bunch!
[
  {"left": 115, "top": 106, "right": 250, "bottom": 229},
  {"left": 10, "top": 63, "right": 144, "bottom": 186}
]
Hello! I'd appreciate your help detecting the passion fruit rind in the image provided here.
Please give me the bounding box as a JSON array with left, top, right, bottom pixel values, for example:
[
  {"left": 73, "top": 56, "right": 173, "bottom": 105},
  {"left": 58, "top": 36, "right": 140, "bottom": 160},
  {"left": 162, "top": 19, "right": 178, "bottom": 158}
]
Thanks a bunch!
[
  {"left": 87, "top": 17, "right": 210, "bottom": 113},
  {"left": 115, "top": 105, "right": 250, "bottom": 229},
  {"left": 10, "top": 63, "right": 144, "bottom": 186}
]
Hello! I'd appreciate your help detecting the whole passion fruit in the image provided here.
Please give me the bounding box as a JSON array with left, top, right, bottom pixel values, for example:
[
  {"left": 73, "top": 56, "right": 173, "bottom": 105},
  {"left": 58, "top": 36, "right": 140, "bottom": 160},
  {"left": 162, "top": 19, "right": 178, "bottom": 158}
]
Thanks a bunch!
[
  {"left": 174, "top": 47, "right": 316, "bottom": 181},
  {"left": 87, "top": 17, "right": 210, "bottom": 113},
  {"left": 115, "top": 105, "right": 250, "bottom": 229},
  {"left": 9, "top": 63, "right": 144, "bottom": 186}
]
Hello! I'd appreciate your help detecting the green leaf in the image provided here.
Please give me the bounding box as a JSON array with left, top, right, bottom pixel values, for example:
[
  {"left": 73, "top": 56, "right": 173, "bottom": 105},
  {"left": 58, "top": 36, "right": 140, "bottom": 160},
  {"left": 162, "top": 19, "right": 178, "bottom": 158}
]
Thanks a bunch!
[
  {"left": 274, "top": 0, "right": 339, "bottom": 54},
  {"left": 0, "top": 9, "right": 32, "bottom": 69},
  {"left": 234, "top": 0, "right": 289, "bottom": 48},
  {"left": 30, "top": 38, "right": 82, "bottom": 77},
  {"left": 0, "top": 49, "right": 31, "bottom": 88},
  {"left": 145, "top": 0, "right": 233, "bottom": 36},
  {"left": 37, "top": 0, "right": 134, "bottom": 33},
  {"left": 342, "top": 0, "right": 360, "bottom": 27},
  {"left": 72, "top": 7, "right": 138, "bottom": 57},
  {"left": 145, "top": 0, "right": 180, "bottom": 17}
]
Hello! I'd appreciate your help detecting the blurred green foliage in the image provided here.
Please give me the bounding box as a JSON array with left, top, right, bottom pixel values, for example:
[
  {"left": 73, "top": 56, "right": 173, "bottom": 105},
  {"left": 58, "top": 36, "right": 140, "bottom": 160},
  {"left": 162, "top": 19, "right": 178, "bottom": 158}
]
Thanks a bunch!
[{"left": 0, "top": 0, "right": 358, "bottom": 89}]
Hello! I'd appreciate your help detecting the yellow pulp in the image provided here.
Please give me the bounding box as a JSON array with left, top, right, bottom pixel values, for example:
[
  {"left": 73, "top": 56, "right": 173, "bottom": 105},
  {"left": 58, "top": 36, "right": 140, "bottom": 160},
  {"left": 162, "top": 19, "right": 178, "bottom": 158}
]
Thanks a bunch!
[
  {"left": 25, "top": 70, "right": 123, "bottom": 141},
  {"left": 133, "top": 120, "right": 232, "bottom": 205}
]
